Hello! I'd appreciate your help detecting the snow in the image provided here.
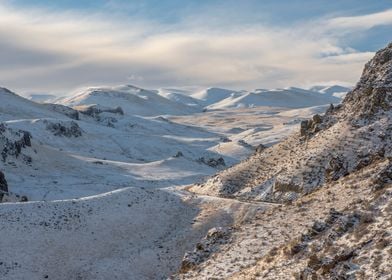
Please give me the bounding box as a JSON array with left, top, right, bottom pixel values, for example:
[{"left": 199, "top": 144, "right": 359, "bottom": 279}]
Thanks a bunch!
[
  {"left": 0, "top": 84, "right": 345, "bottom": 279},
  {"left": 191, "top": 87, "right": 243, "bottom": 106},
  {"left": 309, "top": 84, "right": 352, "bottom": 98},
  {"left": 58, "top": 85, "right": 200, "bottom": 116},
  {"left": 206, "top": 87, "right": 340, "bottom": 110}
]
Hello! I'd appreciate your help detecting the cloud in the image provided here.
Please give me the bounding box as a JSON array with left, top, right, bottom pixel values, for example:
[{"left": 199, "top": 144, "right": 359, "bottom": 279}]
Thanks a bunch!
[
  {"left": 0, "top": 4, "right": 390, "bottom": 95},
  {"left": 327, "top": 9, "right": 392, "bottom": 30}
]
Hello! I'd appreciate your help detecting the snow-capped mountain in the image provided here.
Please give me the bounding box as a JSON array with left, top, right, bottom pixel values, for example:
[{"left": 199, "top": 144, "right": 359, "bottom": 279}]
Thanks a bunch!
[
  {"left": 205, "top": 87, "right": 341, "bottom": 110},
  {"left": 58, "top": 85, "right": 201, "bottom": 116},
  {"left": 310, "top": 84, "right": 352, "bottom": 98},
  {"left": 190, "top": 87, "right": 244, "bottom": 106}
]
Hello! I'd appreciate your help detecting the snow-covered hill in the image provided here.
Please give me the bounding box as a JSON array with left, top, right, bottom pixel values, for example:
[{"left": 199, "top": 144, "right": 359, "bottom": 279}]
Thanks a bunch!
[
  {"left": 191, "top": 87, "right": 244, "bottom": 106},
  {"left": 157, "top": 88, "right": 203, "bottom": 108},
  {"left": 206, "top": 87, "right": 341, "bottom": 110},
  {"left": 58, "top": 85, "right": 201, "bottom": 116},
  {"left": 0, "top": 88, "right": 66, "bottom": 121}
]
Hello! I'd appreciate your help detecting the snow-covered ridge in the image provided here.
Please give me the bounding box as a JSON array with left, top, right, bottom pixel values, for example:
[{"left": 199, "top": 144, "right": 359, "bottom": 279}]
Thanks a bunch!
[
  {"left": 55, "top": 84, "right": 348, "bottom": 115},
  {"left": 57, "top": 85, "right": 200, "bottom": 116},
  {"left": 206, "top": 87, "right": 341, "bottom": 110}
]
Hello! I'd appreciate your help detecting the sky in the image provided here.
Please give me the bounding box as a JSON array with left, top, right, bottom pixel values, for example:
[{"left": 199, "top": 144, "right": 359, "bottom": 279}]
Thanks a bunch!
[{"left": 0, "top": 0, "right": 391, "bottom": 95}]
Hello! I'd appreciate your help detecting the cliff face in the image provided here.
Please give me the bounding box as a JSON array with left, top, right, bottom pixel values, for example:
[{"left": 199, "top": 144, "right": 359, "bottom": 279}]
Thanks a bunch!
[{"left": 343, "top": 43, "right": 392, "bottom": 117}]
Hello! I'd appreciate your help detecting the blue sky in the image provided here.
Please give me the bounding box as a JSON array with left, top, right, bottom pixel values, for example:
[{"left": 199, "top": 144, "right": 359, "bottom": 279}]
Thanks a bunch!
[{"left": 1, "top": 0, "right": 392, "bottom": 94}]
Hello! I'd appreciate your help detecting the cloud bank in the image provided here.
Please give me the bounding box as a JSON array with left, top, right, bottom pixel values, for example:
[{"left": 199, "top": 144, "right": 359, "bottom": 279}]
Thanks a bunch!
[{"left": 0, "top": 4, "right": 391, "bottom": 95}]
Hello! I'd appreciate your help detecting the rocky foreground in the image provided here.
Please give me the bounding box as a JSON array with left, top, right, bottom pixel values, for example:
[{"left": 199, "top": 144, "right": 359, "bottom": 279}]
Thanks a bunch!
[{"left": 176, "top": 43, "right": 392, "bottom": 279}]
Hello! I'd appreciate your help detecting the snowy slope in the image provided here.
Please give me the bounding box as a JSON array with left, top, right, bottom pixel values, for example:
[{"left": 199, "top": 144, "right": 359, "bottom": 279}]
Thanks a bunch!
[
  {"left": 191, "top": 87, "right": 243, "bottom": 106},
  {"left": 157, "top": 88, "right": 203, "bottom": 108},
  {"left": 309, "top": 84, "right": 351, "bottom": 98},
  {"left": 26, "top": 94, "right": 57, "bottom": 103},
  {"left": 0, "top": 88, "right": 67, "bottom": 121}
]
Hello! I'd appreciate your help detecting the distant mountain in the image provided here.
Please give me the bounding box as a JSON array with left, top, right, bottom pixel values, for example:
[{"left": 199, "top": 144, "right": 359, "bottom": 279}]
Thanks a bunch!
[
  {"left": 206, "top": 87, "right": 341, "bottom": 110},
  {"left": 157, "top": 88, "right": 203, "bottom": 108},
  {"left": 191, "top": 87, "right": 243, "bottom": 106},
  {"left": 310, "top": 84, "right": 352, "bottom": 98}
]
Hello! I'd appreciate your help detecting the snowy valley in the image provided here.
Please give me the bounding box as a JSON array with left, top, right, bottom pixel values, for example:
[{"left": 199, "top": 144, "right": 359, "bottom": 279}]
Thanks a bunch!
[{"left": 1, "top": 43, "right": 391, "bottom": 280}]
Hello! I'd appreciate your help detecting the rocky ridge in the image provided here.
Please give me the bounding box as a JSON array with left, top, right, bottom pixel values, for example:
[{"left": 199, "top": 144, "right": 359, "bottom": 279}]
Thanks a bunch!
[
  {"left": 177, "top": 43, "right": 392, "bottom": 279},
  {"left": 190, "top": 43, "right": 392, "bottom": 204}
]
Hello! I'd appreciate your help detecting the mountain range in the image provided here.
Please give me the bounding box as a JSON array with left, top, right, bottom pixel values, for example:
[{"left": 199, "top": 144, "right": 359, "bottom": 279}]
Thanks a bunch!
[{"left": 0, "top": 41, "right": 390, "bottom": 280}]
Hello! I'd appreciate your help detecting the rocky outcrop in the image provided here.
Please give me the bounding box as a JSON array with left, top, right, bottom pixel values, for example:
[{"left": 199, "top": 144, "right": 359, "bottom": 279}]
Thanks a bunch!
[
  {"left": 300, "top": 114, "right": 323, "bottom": 138},
  {"left": 179, "top": 227, "right": 231, "bottom": 273},
  {"left": 325, "top": 156, "right": 349, "bottom": 182},
  {"left": 76, "top": 104, "right": 124, "bottom": 118},
  {"left": 343, "top": 42, "right": 392, "bottom": 117},
  {"left": 0, "top": 123, "right": 32, "bottom": 162},
  {"left": 198, "top": 157, "right": 226, "bottom": 168},
  {"left": 74, "top": 104, "right": 124, "bottom": 127},
  {"left": 44, "top": 120, "right": 82, "bottom": 137}
]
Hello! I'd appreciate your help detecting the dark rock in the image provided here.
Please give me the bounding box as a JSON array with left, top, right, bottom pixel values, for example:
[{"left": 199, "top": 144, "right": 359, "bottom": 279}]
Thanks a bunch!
[
  {"left": 77, "top": 105, "right": 124, "bottom": 118},
  {"left": 238, "top": 139, "right": 253, "bottom": 148},
  {"left": 325, "top": 156, "right": 349, "bottom": 181},
  {"left": 220, "top": 136, "right": 232, "bottom": 143},
  {"left": 255, "top": 144, "right": 266, "bottom": 154},
  {"left": 0, "top": 171, "right": 8, "bottom": 199},
  {"left": 174, "top": 151, "right": 184, "bottom": 158},
  {"left": 198, "top": 157, "right": 226, "bottom": 168},
  {"left": 300, "top": 120, "right": 310, "bottom": 137},
  {"left": 45, "top": 121, "right": 82, "bottom": 137},
  {"left": 312, "top": 114, "right": 322, "bottom": 124},
  {"left": 326, "top": 103, "right": 335, "bottom": 114}
]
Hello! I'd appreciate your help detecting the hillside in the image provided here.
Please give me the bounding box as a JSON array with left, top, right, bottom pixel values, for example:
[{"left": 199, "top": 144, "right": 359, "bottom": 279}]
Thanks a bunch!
[
  {"left": 58, "top": 85, "right": 201, "bottom": 116},
  {"left": 177, "top": 43, "right": 392, "bottom": 279}
]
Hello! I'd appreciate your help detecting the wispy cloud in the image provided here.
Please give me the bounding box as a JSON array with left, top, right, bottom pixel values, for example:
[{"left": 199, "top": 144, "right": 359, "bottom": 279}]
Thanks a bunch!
[
  {"left": 327, "top": 9, "right": 392, "bottom": 30},
  {"left": 0, "top": 3, "right": 390, "bottom": 95}
]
